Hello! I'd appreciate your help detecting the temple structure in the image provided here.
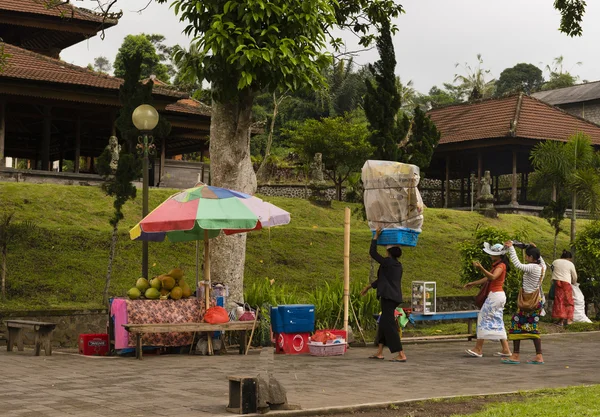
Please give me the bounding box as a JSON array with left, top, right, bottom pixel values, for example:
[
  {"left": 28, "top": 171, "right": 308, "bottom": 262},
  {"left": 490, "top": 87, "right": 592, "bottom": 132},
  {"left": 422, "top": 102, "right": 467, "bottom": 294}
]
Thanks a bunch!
[{"left": 0, "top": 0, "right": 211, "bottom": 185}]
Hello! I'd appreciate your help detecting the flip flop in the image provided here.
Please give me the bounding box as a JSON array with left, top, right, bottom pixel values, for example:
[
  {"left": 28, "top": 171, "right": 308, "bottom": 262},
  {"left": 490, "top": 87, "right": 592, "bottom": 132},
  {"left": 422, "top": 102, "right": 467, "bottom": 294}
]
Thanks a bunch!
[
  {"left": 501, "top": 359, "right": 521, "bottom": 365},
  {"left": 493, "top": 352, "right": 511, "bottom": 357},
  {"left": 389, "top": 358, "right": 407, "bottom": 362},
  {"left": 368, "top": 356, "right": 384, "bottom": 360},
  {"left": 466, "top": 349, "right": 483, "bottom": 358},
  {"left": 527, "top": 360, "right": 544, "bottom": 365}
]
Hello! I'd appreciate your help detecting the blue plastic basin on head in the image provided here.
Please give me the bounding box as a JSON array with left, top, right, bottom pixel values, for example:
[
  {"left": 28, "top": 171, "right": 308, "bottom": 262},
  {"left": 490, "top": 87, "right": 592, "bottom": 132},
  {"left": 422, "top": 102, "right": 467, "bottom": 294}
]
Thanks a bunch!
[{"left": 372, "top": 228, "right": 420, "bottom": 247}]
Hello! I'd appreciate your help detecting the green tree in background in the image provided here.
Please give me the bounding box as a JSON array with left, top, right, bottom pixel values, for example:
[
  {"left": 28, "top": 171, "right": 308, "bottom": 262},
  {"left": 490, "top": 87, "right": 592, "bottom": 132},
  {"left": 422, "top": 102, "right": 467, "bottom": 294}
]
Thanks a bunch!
[
  {"left": 398, "top": 106, "right": 441, "bottom": 171},
  {"left": 113, "top": 34, "right": 171, "bottom": 82},
  {"left": 417, "top": 85, "right": 463, "bottom": 110},
  {"left": 286, "top": 114, "right": 374, "bottom": 201},
  {"left": 542, "top": 56, "right": 581, "bottom": 91},
  {"left": 495, "top": 63, "right": 544, "bottom": 96},
  {"left": 454, "top": 54, "right": 496, "bottom": 101},
  {"left": 364, "top": 20, "right": 402, "bottom": 161}
]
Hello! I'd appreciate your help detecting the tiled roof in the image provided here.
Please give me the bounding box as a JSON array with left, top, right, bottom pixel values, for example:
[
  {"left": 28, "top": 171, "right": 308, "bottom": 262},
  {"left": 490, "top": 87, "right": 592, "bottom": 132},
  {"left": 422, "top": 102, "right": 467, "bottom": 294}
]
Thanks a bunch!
[
  {"left": 427, "top": 95, "right": 600, "bottom": 146},
  {"left": 0, "top": 0, "right": 118, "bottom": 25},
  {"left": 0, "top": 44, "right": 185, "bottom": 98},
  {"left": 532, "top": 81, "right": 600, "bottom": 105},
  {"left": 166, "top": 98, "right": 211, "bottom": 117}
]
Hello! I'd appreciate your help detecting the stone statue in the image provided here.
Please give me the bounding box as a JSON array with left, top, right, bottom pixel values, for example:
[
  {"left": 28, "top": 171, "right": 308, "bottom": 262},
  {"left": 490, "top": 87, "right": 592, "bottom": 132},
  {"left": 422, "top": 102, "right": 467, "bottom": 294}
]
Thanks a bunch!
[
  {"left": 108, "top": 136, "right": 121, "bottom": 173},
  {"left": 309, "top": 153, "right": 325, "bottom": 184},
  {"left": 477, "top": 170, "right": 497, "bottom": 218}
]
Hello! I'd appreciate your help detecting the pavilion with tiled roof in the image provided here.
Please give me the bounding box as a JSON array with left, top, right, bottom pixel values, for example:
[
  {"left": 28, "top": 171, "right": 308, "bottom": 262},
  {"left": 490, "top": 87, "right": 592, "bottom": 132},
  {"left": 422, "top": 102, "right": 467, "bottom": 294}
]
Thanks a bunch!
[
  {"left": 426, "top": 93, "right": 600, "bottom": 209},
  {"left": 0, "top": 0, "right": 212, "bottom": 184}
]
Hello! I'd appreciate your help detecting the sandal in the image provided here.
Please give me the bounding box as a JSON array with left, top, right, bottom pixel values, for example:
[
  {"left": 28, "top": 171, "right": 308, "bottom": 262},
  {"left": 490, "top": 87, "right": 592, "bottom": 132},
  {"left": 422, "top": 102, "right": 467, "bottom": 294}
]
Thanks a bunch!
[{"left": 368, "top": 355, "right": 384, "bottom": 360}]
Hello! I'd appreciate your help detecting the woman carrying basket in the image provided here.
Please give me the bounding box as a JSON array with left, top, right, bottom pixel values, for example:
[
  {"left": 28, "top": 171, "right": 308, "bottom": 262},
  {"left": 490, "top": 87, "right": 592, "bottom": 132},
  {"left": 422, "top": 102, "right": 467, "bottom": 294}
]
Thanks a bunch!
[{"left": 502, "top": 241, "right": 546, "bottom": 365}]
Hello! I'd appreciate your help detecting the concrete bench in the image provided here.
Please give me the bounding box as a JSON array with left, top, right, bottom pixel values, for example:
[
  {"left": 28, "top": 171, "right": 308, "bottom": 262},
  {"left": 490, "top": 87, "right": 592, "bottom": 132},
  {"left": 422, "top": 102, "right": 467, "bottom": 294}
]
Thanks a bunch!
[
  {"left": 5, "top": 320, "right": 57, "bottom": 356},
  {"left": 123, "top": 321, "right": 256, "bottom": 360}
]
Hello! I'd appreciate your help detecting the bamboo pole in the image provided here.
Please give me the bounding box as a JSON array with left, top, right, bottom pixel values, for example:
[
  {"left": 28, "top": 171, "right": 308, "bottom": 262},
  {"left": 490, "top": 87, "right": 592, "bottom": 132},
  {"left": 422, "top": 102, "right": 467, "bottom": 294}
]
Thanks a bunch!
[
  {"left": 245, "top": 307, "right": 260, "bottom": 355},
  {"left": 196, "top": 241, "right": 200, "bottom": 300},
  {"left": 343, "top": 207, "right": 350, "bottom": 337}
]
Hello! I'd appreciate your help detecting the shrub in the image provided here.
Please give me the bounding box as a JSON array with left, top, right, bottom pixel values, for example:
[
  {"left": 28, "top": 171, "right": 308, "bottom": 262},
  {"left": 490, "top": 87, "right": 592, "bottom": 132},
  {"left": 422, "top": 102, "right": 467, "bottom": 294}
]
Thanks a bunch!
[
  {"left": 574, "top": 221, "right": 600, "bottom": 318},
  {"left": 460, "top": 225, "right": 528, "bottom": 312}
]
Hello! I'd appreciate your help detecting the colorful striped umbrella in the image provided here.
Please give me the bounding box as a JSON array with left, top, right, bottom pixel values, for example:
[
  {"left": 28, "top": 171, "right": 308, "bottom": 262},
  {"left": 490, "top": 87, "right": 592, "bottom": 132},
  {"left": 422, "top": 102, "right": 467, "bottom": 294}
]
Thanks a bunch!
[
  {"left": 129, "top": 183, "right": 291, "bottom": 322},
  {"left": 129, "top": 183, "right": 290, "bottom": 242}
]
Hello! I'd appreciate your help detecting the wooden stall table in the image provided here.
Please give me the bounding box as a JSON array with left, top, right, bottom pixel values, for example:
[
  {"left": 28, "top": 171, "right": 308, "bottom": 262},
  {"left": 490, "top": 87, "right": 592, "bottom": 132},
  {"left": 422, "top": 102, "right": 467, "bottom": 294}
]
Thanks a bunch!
[
  {"left": 5, "top": 320, "right": 56, "bottom": 356},
  {"left": 123, "top": 321, "right": 256, "bottom": 360}
]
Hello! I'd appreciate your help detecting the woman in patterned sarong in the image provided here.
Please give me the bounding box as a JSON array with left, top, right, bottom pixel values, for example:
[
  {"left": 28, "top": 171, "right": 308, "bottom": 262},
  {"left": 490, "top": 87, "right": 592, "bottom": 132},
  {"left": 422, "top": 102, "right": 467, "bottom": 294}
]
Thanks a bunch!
[
  {"left": 503, "top": 242, "right": 546, "bottom": 365},
  {"left": 464, "top": 243, "right": 511, "bottom": 358},
  {"left": 551, "top": 250, "right": 577, "bottom": 326}
]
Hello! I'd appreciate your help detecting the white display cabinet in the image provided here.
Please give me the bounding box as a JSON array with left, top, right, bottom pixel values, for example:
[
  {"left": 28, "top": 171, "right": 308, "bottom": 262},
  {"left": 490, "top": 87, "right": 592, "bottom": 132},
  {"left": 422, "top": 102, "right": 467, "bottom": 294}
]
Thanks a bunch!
[{"left": 411, "top": 281, "right": 436, "bottom": 315}]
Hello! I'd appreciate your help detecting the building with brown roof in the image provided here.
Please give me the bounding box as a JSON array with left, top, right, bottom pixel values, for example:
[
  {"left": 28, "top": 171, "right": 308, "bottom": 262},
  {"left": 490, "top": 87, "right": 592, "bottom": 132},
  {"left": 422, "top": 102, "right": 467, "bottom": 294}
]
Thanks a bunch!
[
  {"left": 426, "top": 93, "right": 600, "bottom": 209},
  {"left": 0, "top": 0, "right": 211, "bottom": 185},
  {"left": 532, "top": 81, "right": 600, "bottom": 125}
]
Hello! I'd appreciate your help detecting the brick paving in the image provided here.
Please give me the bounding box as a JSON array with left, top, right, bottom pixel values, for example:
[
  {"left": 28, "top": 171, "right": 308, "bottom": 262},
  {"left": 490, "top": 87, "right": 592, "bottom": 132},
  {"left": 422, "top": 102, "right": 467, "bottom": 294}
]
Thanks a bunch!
[{"left": 1, "top": 332, "right": 599, "bottom": 416}]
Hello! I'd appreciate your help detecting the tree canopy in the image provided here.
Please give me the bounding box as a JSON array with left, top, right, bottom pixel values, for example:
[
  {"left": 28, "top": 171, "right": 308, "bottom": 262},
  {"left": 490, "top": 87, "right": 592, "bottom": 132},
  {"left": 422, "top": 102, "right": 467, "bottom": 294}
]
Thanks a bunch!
[
  {"left": 495, "top": 63, "right": 544, "bottom": 96},
  {"left": 113, "top": 34, "right": 171, "bottom": 82}
]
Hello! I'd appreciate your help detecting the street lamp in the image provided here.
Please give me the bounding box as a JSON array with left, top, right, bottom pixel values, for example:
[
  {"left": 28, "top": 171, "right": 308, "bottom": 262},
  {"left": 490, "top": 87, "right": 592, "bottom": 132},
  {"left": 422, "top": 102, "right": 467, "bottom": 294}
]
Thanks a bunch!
[{"left": 132, "top": 104, "right": 159, "bottom": 279}]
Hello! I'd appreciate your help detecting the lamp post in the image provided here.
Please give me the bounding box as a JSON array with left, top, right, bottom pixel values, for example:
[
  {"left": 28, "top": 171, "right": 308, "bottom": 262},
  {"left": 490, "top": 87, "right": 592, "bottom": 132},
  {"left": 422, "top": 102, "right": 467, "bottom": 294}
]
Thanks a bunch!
[{"left": 132, "top": 104, "right": 159, "bottom": 278}]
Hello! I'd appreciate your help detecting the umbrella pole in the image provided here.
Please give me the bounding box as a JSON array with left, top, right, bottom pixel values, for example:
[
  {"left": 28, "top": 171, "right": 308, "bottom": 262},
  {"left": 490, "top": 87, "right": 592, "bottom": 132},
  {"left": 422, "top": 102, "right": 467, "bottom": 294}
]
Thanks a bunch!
[
  {"left": 196, "top": 241, "right": 200, "bottom": 300},
  {"left": 344, "top": 207, "right": 350, "bottom": 338},
  {"left": 203, "top": 229, "right": 213, "bottom": 355}
]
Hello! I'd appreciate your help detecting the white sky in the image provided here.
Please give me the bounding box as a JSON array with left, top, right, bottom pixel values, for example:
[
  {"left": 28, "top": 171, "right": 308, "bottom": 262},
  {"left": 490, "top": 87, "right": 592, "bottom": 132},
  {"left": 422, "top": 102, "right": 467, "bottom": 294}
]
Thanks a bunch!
[{"left": 62, "top": 0, "right": 600, "bottom": 94}]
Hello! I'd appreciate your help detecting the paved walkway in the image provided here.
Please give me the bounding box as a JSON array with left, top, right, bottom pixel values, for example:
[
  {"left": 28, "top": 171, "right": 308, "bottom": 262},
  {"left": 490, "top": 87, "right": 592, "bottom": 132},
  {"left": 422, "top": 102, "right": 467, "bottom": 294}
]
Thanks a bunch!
[{"left": 1, "top": 332, "right": 600, "bottom": 417}]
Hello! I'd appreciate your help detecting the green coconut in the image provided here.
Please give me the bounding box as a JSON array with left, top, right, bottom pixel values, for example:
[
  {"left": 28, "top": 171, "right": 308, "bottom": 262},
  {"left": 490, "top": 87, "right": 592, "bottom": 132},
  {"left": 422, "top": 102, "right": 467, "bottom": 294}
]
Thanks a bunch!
[
  {"left": 145, "top": 287, "right": 160, "bottom": 300},
  {"left": 127, "top": 287, "right": 141, "bottom": 300},
  {"left": 170, "top": 287, "right": 183, "bottom": 300},
  {"left": 135, "top": 278, "right": 150, "bottom": 292},
  {"left": 150, "top": 277, "right": 162, "bottom": 290},
  {"left": 162, "top": 276, "right": 176, "bottom": 291},
  {"left": 168, "top": 268, "right": 184, "bottom": 280}
]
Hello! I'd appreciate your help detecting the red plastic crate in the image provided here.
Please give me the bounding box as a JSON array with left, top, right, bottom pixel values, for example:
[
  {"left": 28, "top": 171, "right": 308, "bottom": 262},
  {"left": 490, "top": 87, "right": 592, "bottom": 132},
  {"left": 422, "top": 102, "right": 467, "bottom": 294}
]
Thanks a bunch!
[
  {"left": 274, "top": 332, "right": 310, "bottom": 354},
  {"left": 79, "top": 333, "right": 109, "bottom": 356}
]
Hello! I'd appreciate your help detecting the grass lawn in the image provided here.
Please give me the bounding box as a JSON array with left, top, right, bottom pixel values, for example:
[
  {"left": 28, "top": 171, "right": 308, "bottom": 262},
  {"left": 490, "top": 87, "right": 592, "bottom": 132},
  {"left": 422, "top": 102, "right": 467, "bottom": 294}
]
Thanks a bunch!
[
  {"left": 0, "top": 182, "right": 583, "bottom": 310},
  {"left": 451, "top": 385, "right": 600, "bottom": 417}
]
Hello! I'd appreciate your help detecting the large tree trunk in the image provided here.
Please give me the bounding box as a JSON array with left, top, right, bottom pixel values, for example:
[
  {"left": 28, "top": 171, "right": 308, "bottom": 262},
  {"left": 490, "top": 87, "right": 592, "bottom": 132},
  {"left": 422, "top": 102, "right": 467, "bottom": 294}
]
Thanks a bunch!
[
  {"left": 103, "top": 223, "right": 119, "bottom": 306},
  {"left": 209, "top": 90, "right": 257, "bottom": 307}
]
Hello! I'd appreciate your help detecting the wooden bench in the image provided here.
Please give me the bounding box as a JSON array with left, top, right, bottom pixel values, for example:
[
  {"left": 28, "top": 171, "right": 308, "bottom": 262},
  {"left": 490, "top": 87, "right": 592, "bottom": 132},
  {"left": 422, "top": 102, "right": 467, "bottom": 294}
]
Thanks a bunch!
[
  {"left": 409, "top": 310, "right": 479, "bottom": 341},
  {"left": 123, "top": 321, "right": 256, "bottom": 360},
  {"left": 5, "top": 320, "right": 57, "bottom": 356}
]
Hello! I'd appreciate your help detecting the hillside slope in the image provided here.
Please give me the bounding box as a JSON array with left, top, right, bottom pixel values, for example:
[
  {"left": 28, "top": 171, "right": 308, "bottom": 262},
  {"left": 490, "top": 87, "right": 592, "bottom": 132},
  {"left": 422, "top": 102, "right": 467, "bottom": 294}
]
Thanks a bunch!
[{"left": 0, "top": 183, "right": 575, "bottom": 309}]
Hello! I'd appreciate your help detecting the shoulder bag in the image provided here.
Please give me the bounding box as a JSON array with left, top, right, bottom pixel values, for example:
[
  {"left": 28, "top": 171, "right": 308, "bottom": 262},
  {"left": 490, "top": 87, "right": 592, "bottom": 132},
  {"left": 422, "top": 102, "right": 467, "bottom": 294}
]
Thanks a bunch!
[
  {"left": 475, "top": 280, "right": 491, "bottom": 309},
  {"left": 517, "top": 263, "right": 545, "bottom": 312}
]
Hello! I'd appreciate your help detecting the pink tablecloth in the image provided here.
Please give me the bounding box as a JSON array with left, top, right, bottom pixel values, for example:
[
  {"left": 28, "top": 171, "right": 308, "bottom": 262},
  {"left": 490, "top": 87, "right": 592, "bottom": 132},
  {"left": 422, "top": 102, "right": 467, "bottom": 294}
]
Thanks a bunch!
[{"left": 111, "top": 298, "right": 203, "bottom": 349}]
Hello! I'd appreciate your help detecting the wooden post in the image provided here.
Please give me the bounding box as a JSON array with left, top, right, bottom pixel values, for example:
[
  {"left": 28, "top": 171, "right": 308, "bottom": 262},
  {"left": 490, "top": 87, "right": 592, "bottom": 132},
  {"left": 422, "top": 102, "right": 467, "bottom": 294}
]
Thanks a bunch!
[
  {"left": 74, "top": 116, "right": 81, "bottom": 173},
  {"left": 343, "top": 207, "right": 350, "bottom": 337},
  {"left": 41, "top": 106, "right": 51, "bottom": 171},
  {"left": 160, "top": 136, "right": 166, "bottom": 187},
  {"left": 203, "top": 229, "right": 213, "bottom": 355},
  {"left": 511, "top": 151, "right": 518, "bottom": 206},
  {"left": 0, "top": 101, "right": 6, "bottom": 168},
  {"left": 460, "top": 177, "right": 465, "bottom": 207},
  {"left": 444, "top": 156, "right": 450, "bottom": 208}
]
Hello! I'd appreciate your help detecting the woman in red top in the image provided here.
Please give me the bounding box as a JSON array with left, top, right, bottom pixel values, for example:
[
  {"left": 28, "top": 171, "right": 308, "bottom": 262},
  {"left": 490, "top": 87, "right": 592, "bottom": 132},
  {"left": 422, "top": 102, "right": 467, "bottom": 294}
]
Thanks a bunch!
[{"left": 463, "top": 243, "right": 512, "bottom": 358}]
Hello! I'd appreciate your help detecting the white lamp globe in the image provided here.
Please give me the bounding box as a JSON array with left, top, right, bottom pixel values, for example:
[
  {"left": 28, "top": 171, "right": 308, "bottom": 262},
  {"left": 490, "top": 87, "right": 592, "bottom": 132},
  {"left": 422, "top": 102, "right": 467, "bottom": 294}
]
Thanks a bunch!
[{"left": 132, "top": 104, "right": 159, "bottom": 131}]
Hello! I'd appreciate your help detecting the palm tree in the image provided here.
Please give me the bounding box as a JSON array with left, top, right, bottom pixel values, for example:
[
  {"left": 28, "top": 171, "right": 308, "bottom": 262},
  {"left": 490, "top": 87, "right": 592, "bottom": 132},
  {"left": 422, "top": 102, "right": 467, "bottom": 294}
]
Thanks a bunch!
[
  {"left": 530, "top": 132, "right": 600, "bottom": 255},
  {"left": 396, "top": 77, "right": 417, "bottom": 112},
  {"left": 454, "top": 54, "right": 496, "bottom": 101}
]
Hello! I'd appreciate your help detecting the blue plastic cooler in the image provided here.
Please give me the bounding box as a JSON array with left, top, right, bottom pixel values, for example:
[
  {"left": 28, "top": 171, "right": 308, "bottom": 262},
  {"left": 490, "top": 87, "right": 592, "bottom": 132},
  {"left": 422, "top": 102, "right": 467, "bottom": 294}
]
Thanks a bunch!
[
  {"left": 279, "top": 304, "right": 315, "bottom": 333},
  {"left": 270, "top": 306, "right": 284, "bottom": 333}
]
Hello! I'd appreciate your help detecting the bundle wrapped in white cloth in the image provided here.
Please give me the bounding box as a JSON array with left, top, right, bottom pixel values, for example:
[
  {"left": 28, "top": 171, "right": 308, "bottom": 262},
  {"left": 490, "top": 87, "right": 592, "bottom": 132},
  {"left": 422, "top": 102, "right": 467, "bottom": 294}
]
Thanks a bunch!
[
  {"left": 361, "top": 160, "right": 424, "bottom": 232},
  {"left": 572, "top": 283, "right": 593, "bottom": 323}
]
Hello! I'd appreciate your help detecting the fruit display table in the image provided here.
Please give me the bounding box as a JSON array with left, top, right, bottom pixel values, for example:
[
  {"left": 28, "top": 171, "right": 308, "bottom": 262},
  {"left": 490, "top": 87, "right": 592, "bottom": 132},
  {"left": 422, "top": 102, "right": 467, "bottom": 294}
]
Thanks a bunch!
[{"left": 110, "top": 297, "right": 202, "bottom": 351}]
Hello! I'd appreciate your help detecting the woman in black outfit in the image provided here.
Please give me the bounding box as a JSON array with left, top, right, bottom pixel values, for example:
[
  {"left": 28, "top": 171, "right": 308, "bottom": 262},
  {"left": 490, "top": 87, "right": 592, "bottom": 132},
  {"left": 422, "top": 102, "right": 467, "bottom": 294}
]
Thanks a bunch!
[{"left": 360, "top": 227, "right": 406, "bottom": 362}]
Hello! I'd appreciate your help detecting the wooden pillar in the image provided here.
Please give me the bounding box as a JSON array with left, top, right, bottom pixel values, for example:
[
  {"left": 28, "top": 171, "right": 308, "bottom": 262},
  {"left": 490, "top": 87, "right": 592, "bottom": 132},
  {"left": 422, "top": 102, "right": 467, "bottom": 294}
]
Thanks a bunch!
[
  {"left": 444, "top": 155, "right": 450, "bottom": 208},
  {"left": 159, "top": 136, "right": 166, "bottom": 187},
  {"left": 460, "top": 177, "right": 465, "bottom": 207},
  {"left": 477, "top": 152, "right": 482, "bottom": 199},
  {"left": 74, "top": 116, "right": 81, "bottom": 173},
  {"left": 0, "top": 101, "right": 6, "bottom": 168},
  {"left": 523, "top": 172, "right": 529, "bottom": 202},
  {"left": 495, "top": 176, "right": 499, "bottom": 197},
  {"left": 200, "top": 149, "right": 205, "bottom": 183},
  {"left": 41, "top": 106, "right": 52, "bottom": 171},
  {"left": 511, "top": 151, "right": 518, "bottom": 206}
]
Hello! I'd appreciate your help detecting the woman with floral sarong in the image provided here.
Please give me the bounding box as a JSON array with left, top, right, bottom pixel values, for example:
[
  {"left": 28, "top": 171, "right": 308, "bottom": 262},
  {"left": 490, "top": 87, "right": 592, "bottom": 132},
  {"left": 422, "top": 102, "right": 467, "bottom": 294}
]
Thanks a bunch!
[
  {"left": 551, "top": 250, "right": 577, "bottom": 326},
  {"left": 503, "top": 242, "right": 545, "bottom": 365},
  {"left": 463, "top": 243, "right": 512, "bottom": 358}
]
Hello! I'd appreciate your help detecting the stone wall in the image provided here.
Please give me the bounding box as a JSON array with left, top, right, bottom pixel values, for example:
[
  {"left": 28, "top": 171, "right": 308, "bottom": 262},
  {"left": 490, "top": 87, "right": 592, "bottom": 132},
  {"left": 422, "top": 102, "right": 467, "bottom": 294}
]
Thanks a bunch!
[
  {"left": 0, "top": 309, "right": 108, "bottom": 348},
  {"left": 0, "top": 168, "right": 104, "bottom": 186},
  {"left": 155, "top": 159, "right": 209, "bottom": 189},
  {"left": 257, "top": 184, "right": 347, "bottom": 201},
  {"left": 559, "top": 100, "right": 600, "bottom": 125}
]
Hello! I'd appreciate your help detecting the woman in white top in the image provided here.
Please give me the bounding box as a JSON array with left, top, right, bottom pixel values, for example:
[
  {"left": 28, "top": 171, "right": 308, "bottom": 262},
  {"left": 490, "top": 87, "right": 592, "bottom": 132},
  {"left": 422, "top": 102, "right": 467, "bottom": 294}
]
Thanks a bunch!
[
  {"left": 551, "top": 250, "right": 577, "bottom": 326},
  {"left": 502, "top": 241, "right": 545, "bottom": 365}
]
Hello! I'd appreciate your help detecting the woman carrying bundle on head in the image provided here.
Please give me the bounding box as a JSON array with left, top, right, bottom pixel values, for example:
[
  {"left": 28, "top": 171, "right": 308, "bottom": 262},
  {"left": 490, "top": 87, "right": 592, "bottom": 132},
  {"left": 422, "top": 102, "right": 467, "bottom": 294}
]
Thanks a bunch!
[
  {"left": 551, "top": 249, "right": 577, "bottom": 326},
  {"left": 502, "top": 241, "right": 546, "bottom": 365},
  {"left": 463, "top": 242, "right": 512, "bottom": 358}
]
